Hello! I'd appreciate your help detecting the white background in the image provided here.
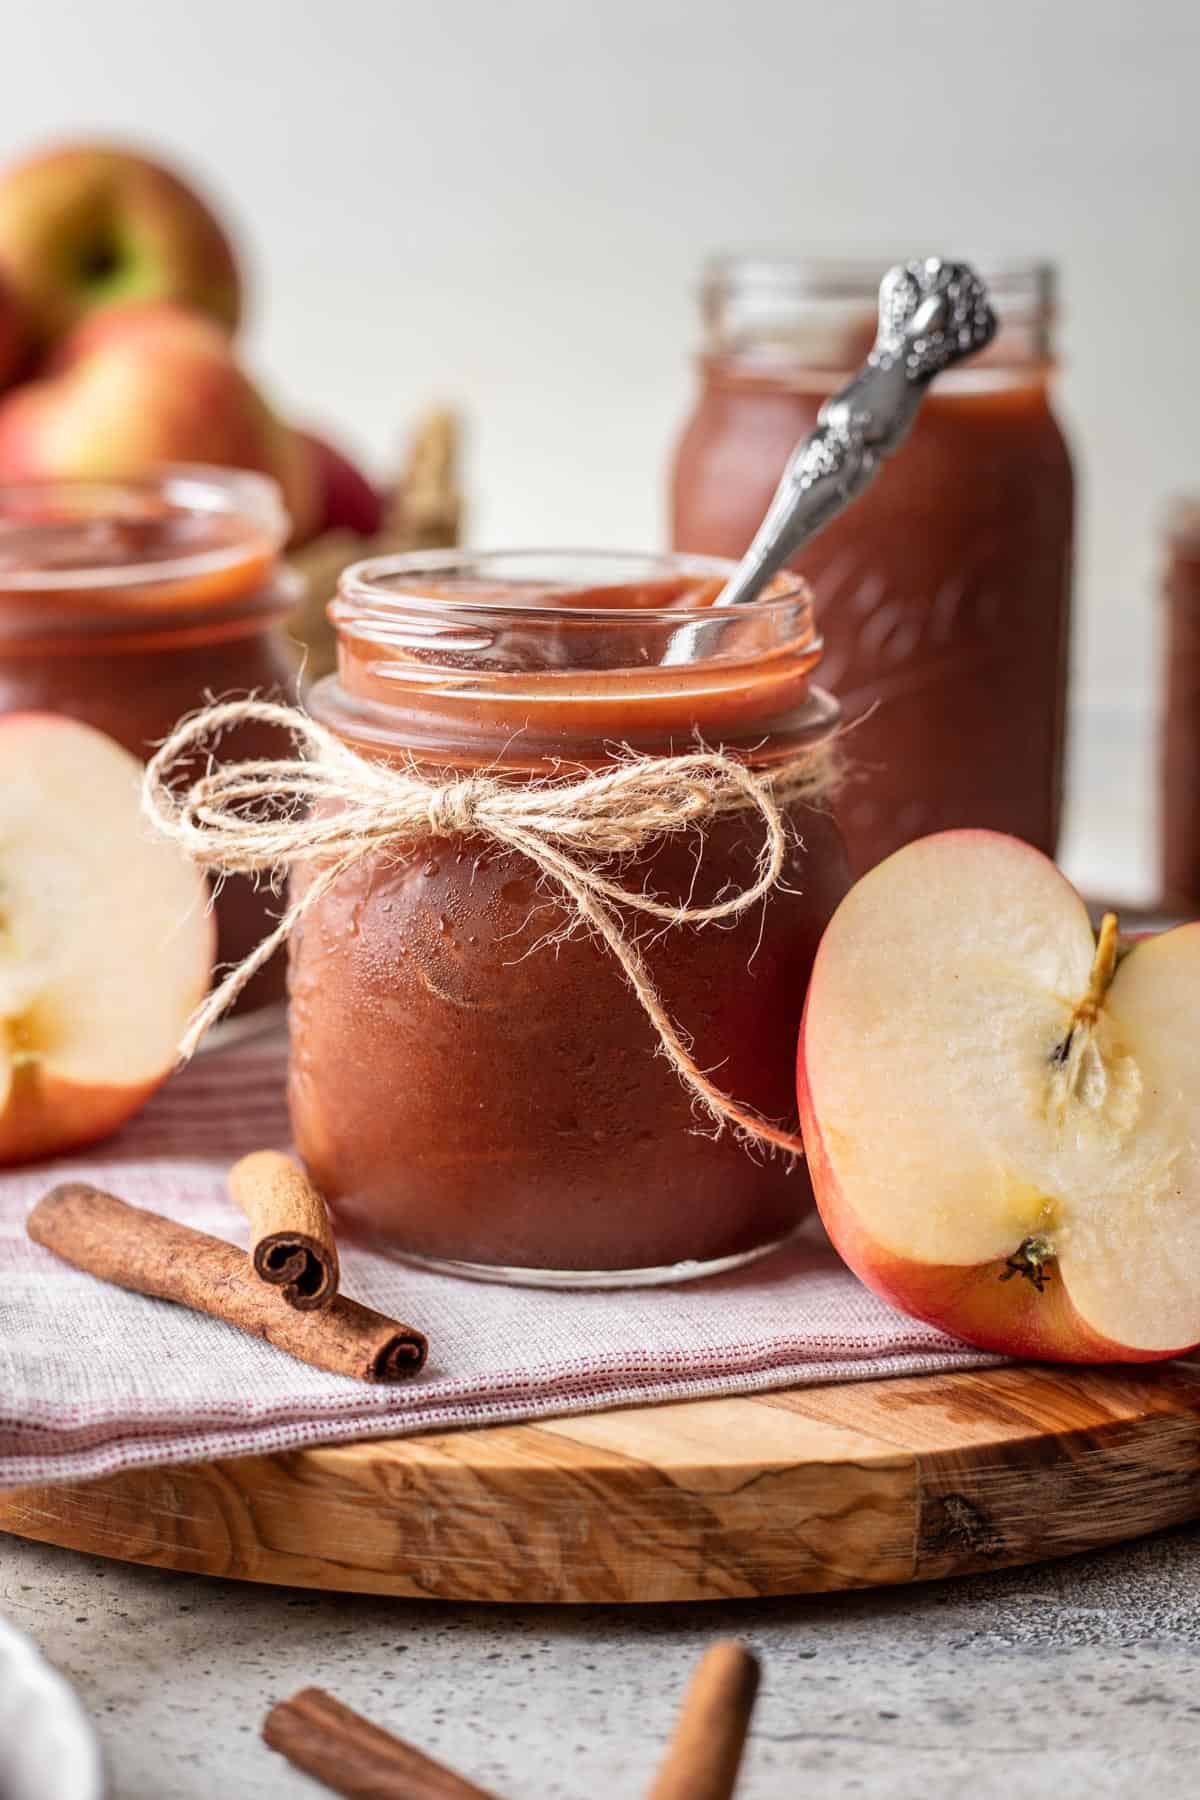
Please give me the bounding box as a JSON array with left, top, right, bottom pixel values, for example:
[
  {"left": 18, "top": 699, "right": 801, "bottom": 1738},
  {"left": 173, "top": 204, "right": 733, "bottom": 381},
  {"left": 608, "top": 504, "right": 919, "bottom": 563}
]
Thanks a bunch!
[{"left": 2, "top": 0, "right": 1197, "bottom": 894}]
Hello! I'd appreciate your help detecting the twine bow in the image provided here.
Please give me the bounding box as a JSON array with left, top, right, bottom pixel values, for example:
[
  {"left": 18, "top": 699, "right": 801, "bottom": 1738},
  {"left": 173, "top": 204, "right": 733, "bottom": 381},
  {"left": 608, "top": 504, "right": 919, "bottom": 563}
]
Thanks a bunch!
[{"left": 143, "top": 698, "right": 839, "bottom": 1153}]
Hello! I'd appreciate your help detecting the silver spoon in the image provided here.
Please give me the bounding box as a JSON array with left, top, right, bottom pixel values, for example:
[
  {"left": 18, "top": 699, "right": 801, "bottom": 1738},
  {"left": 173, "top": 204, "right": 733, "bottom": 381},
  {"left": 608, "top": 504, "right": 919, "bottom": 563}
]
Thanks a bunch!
[{"left": 713, "top": 257, "right": 997, "bottom": 609}]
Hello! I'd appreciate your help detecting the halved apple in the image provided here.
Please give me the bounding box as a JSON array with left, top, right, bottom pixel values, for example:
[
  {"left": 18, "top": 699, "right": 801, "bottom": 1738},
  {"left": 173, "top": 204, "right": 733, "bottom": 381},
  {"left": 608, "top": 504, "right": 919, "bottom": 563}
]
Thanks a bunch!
[
  {"left": 0, "top": 714, "right": 214, "bottom": 1164},
  {"left": 797, "top": 829, "right": 1200, "bottom": 1361}
]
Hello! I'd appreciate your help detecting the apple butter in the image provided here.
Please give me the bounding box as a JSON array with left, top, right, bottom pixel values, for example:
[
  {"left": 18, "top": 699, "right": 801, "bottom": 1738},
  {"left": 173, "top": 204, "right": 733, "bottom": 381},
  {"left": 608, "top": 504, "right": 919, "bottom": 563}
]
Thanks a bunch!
[
  {"left": 0, "top": 468, "right": 300, "bottom": 1010},
  {"left": 289, "top": 550, "right": 849, "bottom": 1283},
  {"left": 671, "top": 257, "right": 1074, "bottom": 875}
]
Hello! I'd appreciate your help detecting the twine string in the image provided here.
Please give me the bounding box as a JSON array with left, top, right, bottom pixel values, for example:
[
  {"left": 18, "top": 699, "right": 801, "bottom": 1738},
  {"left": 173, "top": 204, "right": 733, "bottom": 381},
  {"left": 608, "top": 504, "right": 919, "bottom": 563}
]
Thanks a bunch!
[{"left": 143, "top": 698, "right": 838, "bottom": 1153}]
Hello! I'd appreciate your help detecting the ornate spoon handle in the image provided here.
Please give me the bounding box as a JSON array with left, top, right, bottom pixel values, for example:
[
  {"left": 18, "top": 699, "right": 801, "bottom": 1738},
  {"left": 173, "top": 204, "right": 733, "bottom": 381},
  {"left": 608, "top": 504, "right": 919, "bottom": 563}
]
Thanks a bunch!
[{"left": 715, "top": 258, "right": 997, "bottom": 609}]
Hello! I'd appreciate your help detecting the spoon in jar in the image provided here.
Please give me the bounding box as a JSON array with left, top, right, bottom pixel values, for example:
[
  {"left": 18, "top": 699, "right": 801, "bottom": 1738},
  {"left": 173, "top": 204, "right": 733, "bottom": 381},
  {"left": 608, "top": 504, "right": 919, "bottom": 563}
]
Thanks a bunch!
[{"left": 712, "top": 257, "right": 996, "bottom": 611}]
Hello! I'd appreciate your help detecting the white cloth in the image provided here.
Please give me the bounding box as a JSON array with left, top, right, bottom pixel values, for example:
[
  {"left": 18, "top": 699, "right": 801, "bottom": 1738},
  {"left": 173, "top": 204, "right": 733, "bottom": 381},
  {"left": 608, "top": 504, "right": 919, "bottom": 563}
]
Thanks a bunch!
[{"left": 0, "top": 1032, "right": 995, "bottom": 1486}]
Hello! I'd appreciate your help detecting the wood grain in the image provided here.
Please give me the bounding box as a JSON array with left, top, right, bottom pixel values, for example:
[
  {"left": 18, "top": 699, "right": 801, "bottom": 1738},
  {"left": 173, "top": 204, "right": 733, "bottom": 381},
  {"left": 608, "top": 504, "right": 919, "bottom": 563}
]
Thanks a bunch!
[
  {"left": 770, "top": 1360, "right": 1200, "bottom": 1580},
  {"left": 2, "top": 1364, "right": 1198, "bottom": 1603}
]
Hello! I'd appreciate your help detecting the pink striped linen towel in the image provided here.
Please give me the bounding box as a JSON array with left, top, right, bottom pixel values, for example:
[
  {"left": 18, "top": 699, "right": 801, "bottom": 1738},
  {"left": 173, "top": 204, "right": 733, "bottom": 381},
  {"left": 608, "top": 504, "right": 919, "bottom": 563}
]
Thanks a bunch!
[{"left": 0, "top": 1030, "right": 996, "bottom": 1486}]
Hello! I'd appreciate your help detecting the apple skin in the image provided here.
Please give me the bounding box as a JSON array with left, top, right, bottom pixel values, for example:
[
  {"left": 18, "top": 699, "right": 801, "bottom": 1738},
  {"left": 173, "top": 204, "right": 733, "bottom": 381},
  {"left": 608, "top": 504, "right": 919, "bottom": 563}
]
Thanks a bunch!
[
  {"left": 299, "top": 429, "right": 383, "bottom": 539},
  {"left": 0, "top": 142, "right": 240, "bottom": 348},
  {"left": 0, "top": 1058, "right": 174, "bottom": 1169},
  {"left": 797, "top": 1073, "right": 1164, "bottom": 1362},
  {"left": 0, "top": 301, "right": 319, "bottom": 540},
  {"left": 0, "top": 271, "right": 28, "bottom": 388},
  {"left": 796, "top": 831, "right": 1198, "bottom": 1365},
  {"left": 41, "top": 294, "right": 220, "bottom": 370}
]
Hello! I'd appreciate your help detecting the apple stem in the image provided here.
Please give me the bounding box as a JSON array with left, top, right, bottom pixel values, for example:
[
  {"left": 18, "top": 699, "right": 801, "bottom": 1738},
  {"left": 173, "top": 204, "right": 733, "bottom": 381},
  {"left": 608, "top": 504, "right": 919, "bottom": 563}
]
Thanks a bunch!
[
  {"left": 999, "top": 1236, "right": 1055, "bottom": 1292},
  {"left": 1076, "top": 911, "right": 1120, "bottom": 1027}
]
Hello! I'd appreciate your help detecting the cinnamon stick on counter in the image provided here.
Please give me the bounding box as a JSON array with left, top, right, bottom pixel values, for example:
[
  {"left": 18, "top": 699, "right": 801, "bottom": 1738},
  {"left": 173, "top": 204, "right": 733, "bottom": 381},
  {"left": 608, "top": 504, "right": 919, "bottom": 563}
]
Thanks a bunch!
[
  {"left": 230, "top": 1150, "right": 340, "bottom": 1311},
  {"left": 263, "top": 1687, "right": 498, "bottom": 1800},
  {"left": 647, "top": 1641, "right": 761, "bottom": 1800},
  {"left": 28, "top": 1184, "right": 426, "bottom": 1384}
]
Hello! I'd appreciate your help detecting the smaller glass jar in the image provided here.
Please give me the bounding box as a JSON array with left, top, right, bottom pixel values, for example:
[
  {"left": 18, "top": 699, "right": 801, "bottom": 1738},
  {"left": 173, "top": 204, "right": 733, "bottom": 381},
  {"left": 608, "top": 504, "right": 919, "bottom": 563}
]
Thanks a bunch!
[
  {"left": 1160, "top": 498, "right": 1200, "bottom": 912},
  {"left": 671, "top": 256, "right": 1075, "bottom": 876},
  {"left": 0, "top": 467, "right": 300, "bottom": 1010},
  {"left": 290, "top": 550, "right": 850, "bottom": 1286}
]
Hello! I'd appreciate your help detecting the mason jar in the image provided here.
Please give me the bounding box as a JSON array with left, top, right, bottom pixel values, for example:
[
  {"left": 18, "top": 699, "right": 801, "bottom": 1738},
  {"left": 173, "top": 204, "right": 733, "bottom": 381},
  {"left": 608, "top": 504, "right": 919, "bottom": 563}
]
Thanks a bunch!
[
  {"left": 289, "top": 549, "right": 850, "bottom": 1285},
  {"left": 0, "top": 467, "right": 300, "bottom": 1011},
  {"left": 671, "top": 257, "right": 1074, "bottom": 875},
  {"left": 1160, "top": 498, "right": 1200, "bottom": 912}
]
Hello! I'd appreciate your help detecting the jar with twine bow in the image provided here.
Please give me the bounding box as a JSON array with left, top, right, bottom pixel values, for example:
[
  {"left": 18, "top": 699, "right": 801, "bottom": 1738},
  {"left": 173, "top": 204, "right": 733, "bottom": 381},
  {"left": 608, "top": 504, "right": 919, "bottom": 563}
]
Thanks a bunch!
[{"left": 144, "top": 551, "right": 850, "bottom": 1285}]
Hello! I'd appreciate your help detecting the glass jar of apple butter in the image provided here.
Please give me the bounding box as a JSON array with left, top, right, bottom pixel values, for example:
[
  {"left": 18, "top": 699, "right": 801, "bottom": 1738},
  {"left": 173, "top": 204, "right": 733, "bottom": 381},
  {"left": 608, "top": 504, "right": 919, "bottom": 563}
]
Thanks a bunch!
[
  {"left": 290, "top": 550, "right": 849, "bottom": 1284},
  {"left": 671, "top": 258, "right": 1074, "bottom": 875},
  {"left": 1160, "top": 498, "right": 1200, "bottom": 912},
  {"left": 0, "top": 467, "right": 300, "bottom": 1011}
]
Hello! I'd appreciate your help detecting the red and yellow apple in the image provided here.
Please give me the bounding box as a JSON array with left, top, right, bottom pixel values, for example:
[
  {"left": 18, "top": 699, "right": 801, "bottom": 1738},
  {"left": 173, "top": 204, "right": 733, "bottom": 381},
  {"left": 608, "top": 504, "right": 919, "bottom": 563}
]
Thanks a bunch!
[
  {"left": 0, "top": 142, "right": 240, "bottom": 347},
  {"left": 0, "top": 301, "right": 319, "bottom": 539},
  {"left": 299, "top": 429, "right": 383, "bottom": 538},
  {"left": 0, "top": 271, "right": 27, "bottom": 389},
  {"left": 798, "top": 829, "right": 1200, "bottom": 1362},
  {"left": 0, "top": 713, "right": 214, "bottom": 1165}
]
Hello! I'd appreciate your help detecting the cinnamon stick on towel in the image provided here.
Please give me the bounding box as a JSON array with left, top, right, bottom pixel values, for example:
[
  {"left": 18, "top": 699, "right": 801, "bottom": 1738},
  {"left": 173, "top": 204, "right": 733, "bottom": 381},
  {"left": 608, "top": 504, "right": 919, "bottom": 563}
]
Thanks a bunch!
[
  {"left": 263, "top": 1687, "right": 498, "bottom": 1799},
  {"left": 230, "top": 1150, "right": 340, "bottom": 1310},
  {"left": 27, "top": 1184, "right": 427, "bottom": 1384}
]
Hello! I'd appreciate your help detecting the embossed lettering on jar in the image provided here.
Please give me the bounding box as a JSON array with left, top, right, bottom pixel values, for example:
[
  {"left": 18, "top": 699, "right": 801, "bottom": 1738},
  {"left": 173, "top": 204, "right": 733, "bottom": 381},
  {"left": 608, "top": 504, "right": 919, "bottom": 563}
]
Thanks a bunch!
[
  {"left": 289, "top": 551, "right": 850, "bottom": 1285},
  {"left": 671, "top": 258, "right": 1074, "bottom": 874}
]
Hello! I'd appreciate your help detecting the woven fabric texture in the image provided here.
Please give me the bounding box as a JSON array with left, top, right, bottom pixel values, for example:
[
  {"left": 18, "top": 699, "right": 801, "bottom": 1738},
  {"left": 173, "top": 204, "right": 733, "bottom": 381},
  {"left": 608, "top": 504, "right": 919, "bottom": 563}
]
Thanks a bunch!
[{"left": 0, "top": 1032, "right": 994, "bottom": 1486}]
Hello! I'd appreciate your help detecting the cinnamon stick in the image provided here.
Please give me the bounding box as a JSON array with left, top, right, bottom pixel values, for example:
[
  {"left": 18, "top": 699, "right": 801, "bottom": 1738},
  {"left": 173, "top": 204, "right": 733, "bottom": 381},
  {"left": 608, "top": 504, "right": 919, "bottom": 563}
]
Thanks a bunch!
[
  {"left": 647, "top": 1641, "right": 761, "bottom": 1800},
  {"left": 28, "top": 1184, "right": 426, "bottom": 1383},
  {"left": 230, "top": 1150, "right": 340, "bottom": 1310},
  {"left": 263, "top": 1687, "right": 497, "bottom": 1799}
]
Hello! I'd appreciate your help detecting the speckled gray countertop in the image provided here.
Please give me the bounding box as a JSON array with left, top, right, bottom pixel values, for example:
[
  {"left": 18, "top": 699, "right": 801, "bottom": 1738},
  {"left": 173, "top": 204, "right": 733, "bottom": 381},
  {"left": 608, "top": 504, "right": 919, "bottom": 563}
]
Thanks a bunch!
[{"left": 3, "top": 1520, "right": 1199, "bottom": 1798}]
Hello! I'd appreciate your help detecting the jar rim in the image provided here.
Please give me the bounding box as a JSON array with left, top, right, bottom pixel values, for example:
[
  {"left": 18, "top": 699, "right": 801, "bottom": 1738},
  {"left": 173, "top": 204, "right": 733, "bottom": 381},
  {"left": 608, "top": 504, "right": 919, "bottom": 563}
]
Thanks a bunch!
[
  {"left": 322, "top": 549, "right": 830, "bottom": 767},
  {"left": 337, "top": 547, "right": 815, "bottom": 627},
  {"left": 697, "top": 255, "right": 1055, "bottom": 375},
  {"left": 702, "top": 254, "right": 1055, "bottom": 310},
  {"left": 0, "top": 464, "right": 288, "bottom": 593}
]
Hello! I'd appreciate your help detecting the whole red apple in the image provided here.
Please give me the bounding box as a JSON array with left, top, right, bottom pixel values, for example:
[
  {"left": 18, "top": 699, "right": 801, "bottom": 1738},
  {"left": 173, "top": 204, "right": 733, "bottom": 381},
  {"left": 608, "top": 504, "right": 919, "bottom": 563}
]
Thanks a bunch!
[
  {"left": 0, "top": 302, "right": 319, "bottom": 540},
  {"left": 298, "top": 429, "right": 383, "bottom": 539},
  {"left": 798, "top": 829, "right": 1200, "bottom": 1363},
  {"left": 41, "top": 296, "right": 233, "bottom": 377},
  {"left": 0, "top": 142, "right": 241, "bottom": 348}
]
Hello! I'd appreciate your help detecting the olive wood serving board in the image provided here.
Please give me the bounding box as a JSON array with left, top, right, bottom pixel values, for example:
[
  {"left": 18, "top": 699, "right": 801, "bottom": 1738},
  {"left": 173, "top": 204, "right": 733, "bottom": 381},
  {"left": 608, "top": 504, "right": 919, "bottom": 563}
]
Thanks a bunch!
[{"left": 3, "top": 1361, "right": 1200, "bottom": 1603}]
